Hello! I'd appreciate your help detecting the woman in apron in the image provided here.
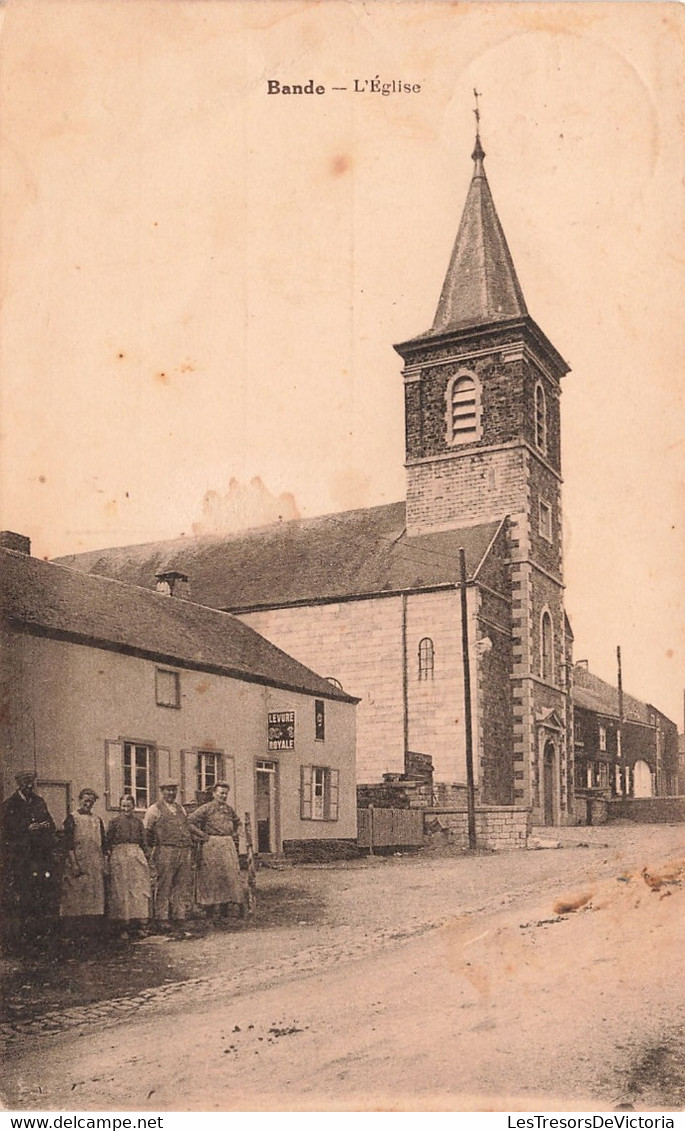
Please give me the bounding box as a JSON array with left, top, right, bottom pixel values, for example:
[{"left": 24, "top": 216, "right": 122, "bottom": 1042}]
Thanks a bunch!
[
  {"left": 60, "top": 788, "right": 106, "bottom": 935},
  {"left": 106, "top": 794, "right": 151, "bottom": 937}
]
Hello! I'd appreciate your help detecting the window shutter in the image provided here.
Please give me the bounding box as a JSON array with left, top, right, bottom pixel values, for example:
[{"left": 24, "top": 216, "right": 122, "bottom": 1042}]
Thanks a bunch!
[
  {"left": 224, "top": 754, "right": 236, "bottom": 803},
  {"left": 328, "top": 769, "right": 339, "bottom": 821},
  {"left": 300, "top": 765, "right": 313, "bottom": 820},
  {"left": 180, "top": 750, "right": 191, "bottom": 805},
  {"left": 104, "top": 740, "right": 124, "bottom": 811},
  {"left": 157, "top": 746, "right": 171, "bottom": 793},
  {"left": 168, "top": 747, "right": 182, "bottom": 786}
]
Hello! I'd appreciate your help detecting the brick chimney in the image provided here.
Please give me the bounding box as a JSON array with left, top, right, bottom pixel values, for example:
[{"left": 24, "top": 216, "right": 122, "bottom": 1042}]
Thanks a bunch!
[
  {"left": 0, "top": 532, "right": 31, "bottom": 555},
  {"left": 155, "top": 570, "right": 190, "bottom": 599}
]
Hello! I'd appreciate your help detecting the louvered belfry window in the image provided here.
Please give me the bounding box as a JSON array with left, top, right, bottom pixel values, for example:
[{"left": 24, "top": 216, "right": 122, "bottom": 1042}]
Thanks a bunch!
[{"left": 447, "top": 373, "right": 479, "bottom": 444}]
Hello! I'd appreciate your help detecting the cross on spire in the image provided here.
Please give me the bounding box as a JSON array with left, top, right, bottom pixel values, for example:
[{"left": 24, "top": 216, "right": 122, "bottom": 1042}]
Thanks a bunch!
[
  {"left": 473, "top": 87, "right": 482, "bottom": 130},
  {"left": 471, "top": 88, "right": 485, "bottom": 169}
]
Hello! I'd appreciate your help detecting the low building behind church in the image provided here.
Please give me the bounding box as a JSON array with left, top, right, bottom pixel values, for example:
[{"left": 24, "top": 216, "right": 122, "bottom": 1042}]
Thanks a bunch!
[{"left": 572, "top": 662, "right": 680, "bottom": 824}]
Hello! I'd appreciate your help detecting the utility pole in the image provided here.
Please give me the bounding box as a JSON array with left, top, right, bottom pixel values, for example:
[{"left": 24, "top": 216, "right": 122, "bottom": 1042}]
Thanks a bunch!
[
  {"left": 459, "top": 548, "right": 477, "bottom": 850},
  {"left": 617, "top": 645, "right": 626, "bottom": 797}
]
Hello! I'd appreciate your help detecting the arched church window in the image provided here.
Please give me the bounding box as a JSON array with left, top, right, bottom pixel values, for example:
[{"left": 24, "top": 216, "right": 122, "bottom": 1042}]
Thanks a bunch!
[
  {"left": 446, "top": 372, "right": 480, "bottom": 445},
  {"left": 535, "top": 383, "right": 547, "bottom": 453},
  {"left": 541, "top": 611, "right": 554, "bottom": 683},
  {"left": 418, "top": 637, "right": 434, "bottom": 681}
]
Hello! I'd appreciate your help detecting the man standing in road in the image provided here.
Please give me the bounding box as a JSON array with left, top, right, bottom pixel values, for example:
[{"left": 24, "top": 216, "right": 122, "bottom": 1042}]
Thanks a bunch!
[
  {"left": 144, "top": 781, "right": 205, "bottom": 929},
  {"left": 1, "top": 771, "right": 57, "bottom": 950}
]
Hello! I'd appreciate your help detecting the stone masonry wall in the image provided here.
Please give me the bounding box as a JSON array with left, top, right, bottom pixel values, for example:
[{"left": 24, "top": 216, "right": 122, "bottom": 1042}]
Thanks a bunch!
[
  {"left": 607, "top": 797, "right": 685, "bottom": 823},
  {"left": 424, "top": 806, "right": 531, "bottom": 851},
  {"left": 406, "top": 448, "right": 526, "bottom": 538},
  {"left": 522, "top": 356, "right": 562, "bottom": 473},
  {"left": 475, "top": 522, "right": 514, "bottom": 805},
  {"left": 405, "top": 352, "right": 525, "bottom": 460},
  {"left": 357, "top": 780, "right": 432, "bottom": 810},
  {"left": 527, "top": 452, "right": 563, "bottom": 579}
]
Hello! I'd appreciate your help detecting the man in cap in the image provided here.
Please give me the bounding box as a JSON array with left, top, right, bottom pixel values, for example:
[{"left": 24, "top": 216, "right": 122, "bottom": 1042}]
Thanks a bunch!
[
  {"left": 144, "top": 781, "right": 205, "bottom": 928},
  {"left": 1, "top": 771, "right": 56, "bottom": 949}
]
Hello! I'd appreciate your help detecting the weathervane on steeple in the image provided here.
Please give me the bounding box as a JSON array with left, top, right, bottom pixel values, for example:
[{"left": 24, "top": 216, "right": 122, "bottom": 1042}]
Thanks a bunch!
[{"left": 471, "top": 87, "right": 485, "bottom": 171}]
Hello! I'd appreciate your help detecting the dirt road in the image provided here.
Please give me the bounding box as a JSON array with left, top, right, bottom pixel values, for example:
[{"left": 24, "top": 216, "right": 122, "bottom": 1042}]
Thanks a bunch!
[{"left": 3, "top": 824, "right": 684, "bottom": 1111}]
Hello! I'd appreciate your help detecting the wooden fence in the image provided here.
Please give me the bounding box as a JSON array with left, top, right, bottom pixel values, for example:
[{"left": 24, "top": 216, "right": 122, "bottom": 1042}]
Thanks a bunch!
[{"left": 357, "top": 806, "right": 424, "bottom": 851}]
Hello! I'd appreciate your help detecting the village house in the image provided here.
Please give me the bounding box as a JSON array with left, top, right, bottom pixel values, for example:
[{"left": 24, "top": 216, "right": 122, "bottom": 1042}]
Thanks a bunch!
[
  {"left": 55, "top": 128, "right": 678, "bottom": 828},
  {"left": 0, "top": 534, "right": 358, "bottom": 854},
  {"left": 572, "top": 662, "right": 680, "bottom": 823}
]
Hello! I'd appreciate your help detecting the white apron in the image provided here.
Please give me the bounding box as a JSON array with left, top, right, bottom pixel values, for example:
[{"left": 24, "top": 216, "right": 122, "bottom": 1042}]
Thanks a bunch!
[
  {"left": 60, "top": 811, "right": 105, "bottom": 917},
  {"left": 108, "top": 843, "right": 151, "bottom": 921}
]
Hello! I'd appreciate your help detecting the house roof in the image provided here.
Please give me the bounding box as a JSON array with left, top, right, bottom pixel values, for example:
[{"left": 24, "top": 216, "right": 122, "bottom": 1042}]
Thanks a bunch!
[
  {"left": 54, "top": 503, "right": 504, "bottom": 612},
  {"left": 572, "top": 665, "right": 652, "bottom": 725},
  {"left": 430, "top": 133, "right": 528, "bottom": 336},
  {"left": 0, "top": 548, "right": 356, "bottom": 703}
]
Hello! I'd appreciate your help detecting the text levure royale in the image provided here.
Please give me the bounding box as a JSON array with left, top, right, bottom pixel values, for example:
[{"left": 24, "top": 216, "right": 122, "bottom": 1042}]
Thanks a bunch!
[{"left": 266, "top": 77, "right": 422, "bottom": 96}]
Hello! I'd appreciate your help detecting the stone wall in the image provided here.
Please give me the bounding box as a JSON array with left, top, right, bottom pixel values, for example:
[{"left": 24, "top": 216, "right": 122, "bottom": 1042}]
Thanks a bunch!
[
  {"left": 406, "top": 447, "right": 526, "bottom": 537},
  {"left": 476, "top": 566, "right": 514, "bottom": 805},
  {"left": 424, "top": 805, "right": 531, "bottom": 851},
  {"left": 607, "top": 797, "right": 685, "bottom": 824},
  {"left": 357, "top": 778, "right": 471, "bottom": 811},
  {"left": 572, "top": 793, "right": 609, "bottom": 825},
  {"left": 357, "top": 779, "right": 432, "bottom": 810}
]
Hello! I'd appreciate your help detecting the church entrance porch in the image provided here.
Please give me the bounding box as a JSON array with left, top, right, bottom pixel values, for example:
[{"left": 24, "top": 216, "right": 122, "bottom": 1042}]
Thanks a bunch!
[{"left": 534, "top": 709, "right": 567, "bottom": 826}]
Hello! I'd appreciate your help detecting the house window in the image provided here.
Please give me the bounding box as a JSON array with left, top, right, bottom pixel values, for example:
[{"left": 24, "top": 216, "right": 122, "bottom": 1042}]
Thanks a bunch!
[
  {"left": 300, "top": 765, "right": 339, "bottom": 821},
  {"left": 418, "top": 637, "right": 435, "bottom": 681},
  {"left": 539, "top": 499, "right": 553, "bottom": 542},
  {"left": 156, "top": 668, "right": 180, "bottom": 708},
  {"left": 590, "top": 762, "right": 609, "bottom": 789},
  {"left": 541, "top": 612, "right": 554, "bottom": 683},
  {"left": 197, "top": 750, "right": 224, "bottom": 794},
  {"left": 535, "top": 382, "right": 547, "bottom": 453},
  {"left": 123, "top": 741, "right": 155, "bottom": 809},
  {"left": 325, "top": 677, "right": 343, "bottom": 690},
  {"left": 446, "top": 372, "right": 480, "bottom": 445},
  {"left": 599, "top": 726, "right": 607, "bottom": 752},
  {"left": 315, "top": 699, "right": 325, "bottom": 741}
]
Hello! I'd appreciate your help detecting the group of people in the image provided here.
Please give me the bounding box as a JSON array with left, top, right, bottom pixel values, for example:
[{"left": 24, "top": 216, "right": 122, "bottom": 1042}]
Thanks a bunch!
[{"left": 1, "top": 771, "right": 245, "bottom": 950}]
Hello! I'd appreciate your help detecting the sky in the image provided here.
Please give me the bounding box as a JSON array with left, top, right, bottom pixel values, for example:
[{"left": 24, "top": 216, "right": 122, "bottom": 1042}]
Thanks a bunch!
[{"left": 0, "top": 1, "right": 683, "bottom": 725}]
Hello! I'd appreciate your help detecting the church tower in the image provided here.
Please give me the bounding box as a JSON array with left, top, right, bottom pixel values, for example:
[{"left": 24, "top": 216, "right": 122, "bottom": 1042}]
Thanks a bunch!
[{"left": 394, "top": 120, "right": 573, "bottom": 824}]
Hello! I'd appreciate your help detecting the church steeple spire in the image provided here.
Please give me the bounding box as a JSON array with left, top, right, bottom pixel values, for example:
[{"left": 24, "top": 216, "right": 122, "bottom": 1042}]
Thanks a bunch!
[
  {"left": 431, "top": 102, "right": 528, "bottom": 335},
  {"left": 471, "top": 87, "right": 486, "bottom": 175}
]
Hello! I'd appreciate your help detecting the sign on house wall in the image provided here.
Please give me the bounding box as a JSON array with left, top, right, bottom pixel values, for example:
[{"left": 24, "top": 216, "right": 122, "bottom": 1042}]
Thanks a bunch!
[{"left": 268, "top": 711, "right": 295, "bottom": 750}]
